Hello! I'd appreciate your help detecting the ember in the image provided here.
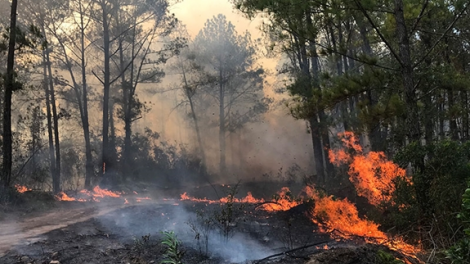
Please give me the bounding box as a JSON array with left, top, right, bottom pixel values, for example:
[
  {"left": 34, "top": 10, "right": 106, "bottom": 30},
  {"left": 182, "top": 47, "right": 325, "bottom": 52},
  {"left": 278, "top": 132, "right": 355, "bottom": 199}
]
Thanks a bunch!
[{"left": 14, "top": 184, "right": 31, "bottom": 193}]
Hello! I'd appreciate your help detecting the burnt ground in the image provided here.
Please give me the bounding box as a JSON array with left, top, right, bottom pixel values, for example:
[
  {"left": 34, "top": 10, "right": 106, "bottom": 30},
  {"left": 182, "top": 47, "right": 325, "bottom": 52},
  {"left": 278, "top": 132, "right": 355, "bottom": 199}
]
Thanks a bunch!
[{"left": 0, "top": 183, "right": 421, "bottom": 264}]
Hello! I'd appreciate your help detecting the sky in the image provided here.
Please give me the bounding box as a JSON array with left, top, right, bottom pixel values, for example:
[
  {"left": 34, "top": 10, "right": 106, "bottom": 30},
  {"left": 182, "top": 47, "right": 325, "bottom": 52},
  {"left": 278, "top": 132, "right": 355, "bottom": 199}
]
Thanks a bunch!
[{"left": 170, "top": 0, "right": 262, "bottom": 38}]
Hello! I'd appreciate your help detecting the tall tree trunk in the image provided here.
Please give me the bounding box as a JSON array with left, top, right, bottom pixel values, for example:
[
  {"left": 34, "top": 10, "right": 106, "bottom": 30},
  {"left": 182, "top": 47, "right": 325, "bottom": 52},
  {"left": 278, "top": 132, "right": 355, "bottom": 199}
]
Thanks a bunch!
[
  {"left": 421, "top": 23, "right": 435, "bottom": 145},
  {"left": 119, "top": 40, "right": 130, "bottom": 180},
  {"left": 79, "top": 0, "right": 93, "bottom": 188},
  {"left": 448, "top": 90, "right": 459, "bottom": 140},
  {"left": 183, "top": 66, "right": 206, "bottom": 167},
  {"left": 309, "top": 117, "right": 325, "bottom": 184},
  {"left": 101, "top": 2, "right": 111, "bottom": 177},
  {"left": 305, "top": 13, "right": 328, "bottom": 185},
  {"left": 2, "top": 0, "right": 18, "bottom": 187},
  {"left": 395, "top": 0, "right": 420, "bottom": 142},
  {"left": 464, "top": 91, "right": 469, "bottom": 141},
  {"left": 44, "top": 29, "right": 61, "bottom": 194},
  {"left": 219, "top": 70, "right": 226, "bottom": 177},
  {"left": 109, "top": 99, "right": 117, "bottom": 167},
  {"left": 43, "top": 50, "right": 57, "bottom": 192},
  {"left": 358, "top": 18, "right": 382, "bottom": 151}
]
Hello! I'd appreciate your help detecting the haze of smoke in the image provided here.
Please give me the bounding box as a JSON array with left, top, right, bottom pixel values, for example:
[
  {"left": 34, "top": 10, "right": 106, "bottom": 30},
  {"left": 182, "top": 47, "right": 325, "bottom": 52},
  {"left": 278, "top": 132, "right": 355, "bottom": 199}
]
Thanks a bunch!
[{"left": 96, "top": 203, "right": 273, "bottom": 262}]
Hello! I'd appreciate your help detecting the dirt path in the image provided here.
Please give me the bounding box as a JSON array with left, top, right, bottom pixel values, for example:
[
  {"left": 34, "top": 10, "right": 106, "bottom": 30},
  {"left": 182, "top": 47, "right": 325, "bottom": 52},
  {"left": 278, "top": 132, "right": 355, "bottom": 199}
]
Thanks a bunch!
[{"left": 0, "top": 202, "right": 127, "bottom": 256}]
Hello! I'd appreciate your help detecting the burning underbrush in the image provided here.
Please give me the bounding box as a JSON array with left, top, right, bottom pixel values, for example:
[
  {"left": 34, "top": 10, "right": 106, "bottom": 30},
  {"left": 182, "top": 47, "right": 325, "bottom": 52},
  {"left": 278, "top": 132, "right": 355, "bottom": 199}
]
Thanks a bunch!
[
  {"left": 177, "top": 132, "right": 421, "bottom": 262},
  {"left": 3, "top": 132, "right": 424, "bottom": 263},
  {"left": 180, "top": 184, "right": 421, "bottom": 263},
  {"left": 54, "top": 186, "right": 152, "bottom": 204}
]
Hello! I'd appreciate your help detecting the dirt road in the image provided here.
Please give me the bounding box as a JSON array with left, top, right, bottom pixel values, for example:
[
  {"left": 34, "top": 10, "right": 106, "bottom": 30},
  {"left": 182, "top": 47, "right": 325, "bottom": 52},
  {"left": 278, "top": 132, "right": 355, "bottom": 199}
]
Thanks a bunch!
[{"left": 0, "top": 203, "right": 126, "bottom": 256}]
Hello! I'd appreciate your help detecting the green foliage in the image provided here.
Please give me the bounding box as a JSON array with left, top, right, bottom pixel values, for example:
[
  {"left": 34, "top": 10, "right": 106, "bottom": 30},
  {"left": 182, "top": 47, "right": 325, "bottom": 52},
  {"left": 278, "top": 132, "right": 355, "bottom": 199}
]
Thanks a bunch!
[
  {"left": 160, "top": 231, "right": 185, "bottom": 264},
  {"left": 446, "top": 183, "right": 470, "bottom": 264},
  {"left": 384, "top": 140, "right": 470, "bottom": 247},
  {"left": 375, "top": 250, "right": 404, "bottom": 264},
  {"left": 460, "top": 186, "right": 470, "bottom": 236},
  {"left": 446, "top": 238, "right": 470, "bottom": 264}
]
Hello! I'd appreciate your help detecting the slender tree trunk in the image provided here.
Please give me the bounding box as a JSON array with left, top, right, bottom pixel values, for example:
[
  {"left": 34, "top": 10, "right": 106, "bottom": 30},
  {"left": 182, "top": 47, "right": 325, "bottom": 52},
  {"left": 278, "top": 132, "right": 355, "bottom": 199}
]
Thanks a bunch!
[
  {"left": 395, "top": 0, "right": 420, "bottom": 142},
  {"left": 78, "top": 0, "right": 93, "bottom": 188},
  {"left": 309, "top": 117, "right": 325, "bottom": 184},
  {"left": 101, "top": 2, "right": 111, "bottom": 177},
  {"left": 439, "top": 91, "right": 445, "bottom": 140},
  {"left": 358, "top": 19, "right": 382, "bottom": 151},
  {"left": 464, "top": 91, "right": 469, "bottom": 141},
  {"left": 44, "top": 29, "right": 61, "bottom": 193},
  {"left": 119, "top": 40, "right": 131, "bottom": 180},
  {"left": 109, "top": 99, "right": 117, "bottom": 166},
  {"left": 2, "top": 0, "right": 18, "bottom": 187},
  {"left": 305, "top": 13, "right": 328, "bottom": 184},
  {"left": 219, "top": 70, "right": 226, "bottom": 177},
  {"left": 43, "top": 51, "right": 57, "bottom": 192},
  {"left": 421, "top": 24, "right": 434, "bottom": 145},
  {"left": 448, "top": 90, "right": 459, "bottom": 140},
  {"left": 181, "top": 65, "right": 206, "bottom": 166}
]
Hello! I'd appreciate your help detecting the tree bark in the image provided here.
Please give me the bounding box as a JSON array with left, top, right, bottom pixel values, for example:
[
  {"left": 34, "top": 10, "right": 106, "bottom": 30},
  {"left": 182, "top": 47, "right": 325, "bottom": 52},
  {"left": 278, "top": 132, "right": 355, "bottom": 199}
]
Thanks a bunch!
[
  {"left": 101, "top": 1, "right": 111, "bottom": 177},
  {"left": 2, "top": 0, "right": 18, "bottom": 187},
  {"left": 79, "top": 0, "right": 93, "bottom": 189},
  {"left": 219, "top": 69, "right": 226, "bottom": 177},
  {"left": 42, "top": 50, "right": 57, "bottom": 192},
  {"left": 394, "top": 0, "right": 420, "bottom": 142},
  {"left": 182, "top": 67, "right": 206, "bottom": 167},
  {"left": 44, "top": 28, "right": 61, "bottom": 194}
]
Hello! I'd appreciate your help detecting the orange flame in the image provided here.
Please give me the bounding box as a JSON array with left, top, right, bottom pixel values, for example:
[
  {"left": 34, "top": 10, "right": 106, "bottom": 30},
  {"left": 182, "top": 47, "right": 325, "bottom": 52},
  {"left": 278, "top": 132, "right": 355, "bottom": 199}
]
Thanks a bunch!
[
  {"left": 328, "top": 132, "right": 407, "bottom": 205},
  {"left": 181, "top": 185, "right": 420, "bottom": 260},
  {"left": 181, "top": 192, "right": 266, "bottom": 205},
  {"left": 15, "top": 184, "right": 31, "bottom": 193},
  {"left": 55, "top": 186, "right": 122, "bottom": 202},
  {"left": 260, "top": 187, "right": 299, "bottom": 211},
  {"left": 55, "top": 192, "right": 86, "bottom": 202}
]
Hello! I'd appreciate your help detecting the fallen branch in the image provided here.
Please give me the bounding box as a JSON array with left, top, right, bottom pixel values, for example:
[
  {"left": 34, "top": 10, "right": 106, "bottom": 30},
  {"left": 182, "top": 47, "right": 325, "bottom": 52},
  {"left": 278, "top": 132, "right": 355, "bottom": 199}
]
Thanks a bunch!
[{"left": 254, "top": 240, "right": 331, "bottom": 264}]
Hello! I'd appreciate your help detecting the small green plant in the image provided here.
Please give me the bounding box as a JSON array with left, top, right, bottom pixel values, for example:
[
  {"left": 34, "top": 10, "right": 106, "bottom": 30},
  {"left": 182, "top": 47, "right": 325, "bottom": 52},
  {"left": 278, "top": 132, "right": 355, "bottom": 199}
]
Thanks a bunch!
[
  {"left": 161, "top": 231, "right": 185, "bottom": 264},
  {"left": 375, "top": 250, "right": 404, "bottom": 264}
]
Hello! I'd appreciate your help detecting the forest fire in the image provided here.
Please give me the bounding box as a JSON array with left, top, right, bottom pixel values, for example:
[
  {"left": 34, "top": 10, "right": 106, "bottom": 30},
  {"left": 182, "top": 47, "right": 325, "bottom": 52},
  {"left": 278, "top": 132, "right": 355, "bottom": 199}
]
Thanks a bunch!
[
  {"left": 328, "top": 132, "right": 408, "bottom": 205},
  {"left": 14, "top": 184, "right": 31, "bottom": 193},
  {"left": 55, "top": 186, "right": 127, "bottom": 202},
  {"left": 179, "top": 132, "right": 421, "bottom": 261},
  {"left": 55, "top": 191, "right": 86, "bottom": 202},
  {"left": 79, "top": 186, "right": 121, "bottom": 198},
  {"left": 180, "top": 191, "right": 266, "bottom": 204}
]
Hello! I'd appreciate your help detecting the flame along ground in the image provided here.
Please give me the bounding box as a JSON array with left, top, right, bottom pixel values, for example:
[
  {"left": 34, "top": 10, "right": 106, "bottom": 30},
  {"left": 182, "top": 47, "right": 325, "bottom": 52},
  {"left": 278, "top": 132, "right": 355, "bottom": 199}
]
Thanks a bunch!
[
  {"left": 181, "top": 186, "right": 420, "bottom": 262},
  {"left": 180, "top": 132, "right": 420, "bottom": 262},
  {"left": 54, "top": 186, "right": 151, "bottom": 203}
]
